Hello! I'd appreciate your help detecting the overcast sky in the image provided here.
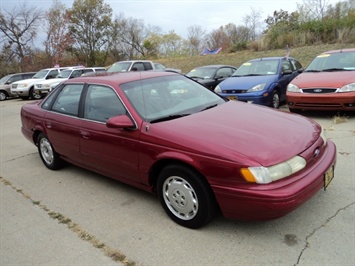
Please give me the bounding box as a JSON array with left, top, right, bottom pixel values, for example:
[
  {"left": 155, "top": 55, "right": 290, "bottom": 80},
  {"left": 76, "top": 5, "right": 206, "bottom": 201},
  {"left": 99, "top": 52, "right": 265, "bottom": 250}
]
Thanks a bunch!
[{"left": 0, "top": 0, "right": 342, "bottom": 38}]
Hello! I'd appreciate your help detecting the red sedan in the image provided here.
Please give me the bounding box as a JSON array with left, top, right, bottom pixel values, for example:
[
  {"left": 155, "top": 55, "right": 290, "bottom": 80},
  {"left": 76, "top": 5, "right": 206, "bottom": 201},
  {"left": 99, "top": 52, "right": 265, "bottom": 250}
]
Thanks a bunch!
[
  {"left": 287, "top": 48, "right": 355, "bottom": 112},
  {"left": 21, "top": 71, "right": 336, "bottom": 228}
]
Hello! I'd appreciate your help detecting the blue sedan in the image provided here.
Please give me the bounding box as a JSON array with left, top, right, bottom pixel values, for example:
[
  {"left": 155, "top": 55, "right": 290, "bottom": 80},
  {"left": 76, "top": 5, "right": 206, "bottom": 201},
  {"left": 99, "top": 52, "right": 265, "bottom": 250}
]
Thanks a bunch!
[{"left": 214, "top": 57, "right": 303, "bottom": 108}]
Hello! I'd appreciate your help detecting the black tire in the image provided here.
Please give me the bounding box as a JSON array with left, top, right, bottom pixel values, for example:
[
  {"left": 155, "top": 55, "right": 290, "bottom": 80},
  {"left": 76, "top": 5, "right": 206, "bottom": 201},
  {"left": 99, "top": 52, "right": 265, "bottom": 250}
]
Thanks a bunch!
[
  {"left": 30, "top": 87, "right": 42, "bottom": 100},
  {"left": 37, "top": 133, "right": 64, "bottom": 170},
  {"left": 270, "top": 90, "right": 280, "bottom": 109},
  {"left": 0, "top": 90, "right": 8, "bottom": 101},
  {"left": 157, "top": 164, "right": 217, "bottom": 229}
]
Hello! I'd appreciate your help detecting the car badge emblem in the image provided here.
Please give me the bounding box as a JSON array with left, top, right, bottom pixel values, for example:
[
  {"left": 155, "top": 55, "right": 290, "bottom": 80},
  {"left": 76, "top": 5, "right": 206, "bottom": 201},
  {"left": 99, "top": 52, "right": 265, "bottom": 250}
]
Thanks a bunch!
[
  {"left": 314, "top": 89, "right": 322, "bottom": 93},
  {"left": 313, "top": 148, "right": 320, "bottom": 158}
]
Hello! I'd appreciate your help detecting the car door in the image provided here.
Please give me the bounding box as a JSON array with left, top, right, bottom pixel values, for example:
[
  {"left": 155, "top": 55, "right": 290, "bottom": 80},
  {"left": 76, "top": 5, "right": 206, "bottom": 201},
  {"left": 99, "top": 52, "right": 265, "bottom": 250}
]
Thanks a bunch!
[
  {"left": 278, "top": 59, "right": 297, "bottom": 101},
  {"left": 43, "top": 83, "right": 84, "bottom": 165},
  {"left": 79, "top": 84, "right": 141, "bottom": 182}
]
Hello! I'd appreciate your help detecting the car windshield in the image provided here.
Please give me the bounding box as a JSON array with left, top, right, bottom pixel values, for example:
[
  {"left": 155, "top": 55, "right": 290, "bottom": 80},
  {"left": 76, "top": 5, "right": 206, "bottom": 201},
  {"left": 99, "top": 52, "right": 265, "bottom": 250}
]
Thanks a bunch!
[
  {"left": 0, "top": 75, "right": 10, "bottom": 84},
  {"left": 186, "top": 68, "right": 216, "bottom": 79},
  {"left": 56, "top": 70, "right": 72, "bottom": 78},
  {"left": 306, "top": 51, "right": 355, "bottom": 72},
  {"left": 154, "top": 63, "right": 166, "bottom": 69},
  {"left": 121, "top": 75, "right": 225, "bottom": 122},
  {"left": 107, "top": 62, "right": 132, "bottom": 72},
  {"left": 33, "top": 70, "right": 49, "bottom": 79},
  {"left": 232, "top": 60, "right": 279, "bottom": 76}
]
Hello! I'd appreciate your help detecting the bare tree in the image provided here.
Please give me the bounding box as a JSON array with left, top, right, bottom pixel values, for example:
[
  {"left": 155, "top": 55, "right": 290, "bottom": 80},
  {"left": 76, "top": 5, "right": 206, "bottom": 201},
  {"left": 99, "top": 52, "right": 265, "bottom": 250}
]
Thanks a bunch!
[
  {"left": 111, "top": 13, "right": 151, "bottom": 59},
  {"left": 44, "top": 0, "right": 73, "bottom": 67},
  {"left": 298, "top": 0, "right": 330, "bottom": 20},
  {"left": 0, "top": 2, "right": 43, "bottom": 71},
  {"left": 187, "top": 25, "right": 205, "bottom": 56},
  {"left": 243, "top": 7, "right": 263, "bottom": 41}
]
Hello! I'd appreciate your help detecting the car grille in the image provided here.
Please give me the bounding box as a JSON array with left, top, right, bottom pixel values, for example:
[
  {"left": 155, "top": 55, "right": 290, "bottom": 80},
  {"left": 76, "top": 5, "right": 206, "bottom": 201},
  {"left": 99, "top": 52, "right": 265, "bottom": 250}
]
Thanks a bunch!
[
  {"left": 302, "top": 88, "right": 337, "bottom": 93},
  {"left": 12, "top": 84, "right": 18, "bottom": 89},
  {"left": 295, "top": 103, "right": 343, "bottom": 108},
  {"left": 222, "top": 89, "right": 248, "bottom": 94},
  {"left": 36, "top": 84, "right": 42, "bottom": 88}
]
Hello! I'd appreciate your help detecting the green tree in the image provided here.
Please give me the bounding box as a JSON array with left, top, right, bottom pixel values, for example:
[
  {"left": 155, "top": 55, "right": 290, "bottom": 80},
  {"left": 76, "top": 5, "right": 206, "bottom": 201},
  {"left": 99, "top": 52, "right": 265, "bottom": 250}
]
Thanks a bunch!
[
  {"left": 44, "top": 0, "right": 73, "bottom": 67},
  {"left": 69, "top": 0, "right": 112, "bottom": 66}
]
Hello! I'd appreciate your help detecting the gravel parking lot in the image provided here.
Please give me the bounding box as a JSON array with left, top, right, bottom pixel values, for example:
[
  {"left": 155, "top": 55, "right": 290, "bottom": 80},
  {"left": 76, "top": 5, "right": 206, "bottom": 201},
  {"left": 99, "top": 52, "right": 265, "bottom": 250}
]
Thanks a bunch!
[{"left": 1, "top": 98, "right": 354, "bottom": 266}]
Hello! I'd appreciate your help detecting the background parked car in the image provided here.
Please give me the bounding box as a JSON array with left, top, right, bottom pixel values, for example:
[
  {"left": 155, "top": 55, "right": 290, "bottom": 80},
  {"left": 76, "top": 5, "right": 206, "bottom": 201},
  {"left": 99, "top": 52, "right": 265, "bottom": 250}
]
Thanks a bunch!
[
  {"left": 20, "top": 71, "right": 336, "bottom": 229},
  {"left": 34, "top": 67, "right": 106, "bottom": 98},
  {"left": 186, "top": 65, "right": 237, "bottom": 90},
  {"left": 287, "top": 48, "right": 355, "bottom": 113},
  {"left": 0, "top": 72, "right": 36, "bottom": 101},
  {"left": 11, "top": 67, "right": 67, "bottom": 100},
  {"left": 214, "top": 57, "right": 304, "bottom": 108}
]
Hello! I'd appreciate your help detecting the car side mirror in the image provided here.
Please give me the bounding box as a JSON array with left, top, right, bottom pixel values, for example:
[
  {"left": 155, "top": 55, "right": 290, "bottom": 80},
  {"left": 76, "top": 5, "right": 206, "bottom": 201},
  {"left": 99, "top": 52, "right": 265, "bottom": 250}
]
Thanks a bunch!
[
  {"left": 298, "top": 68, "right": 304, "bottom": 73},
  {"left": 106, "top": 115, "right": 135, "bottom": 129},
  {"left": 282, "top": 69, "right": 292, "bottom": 75}
]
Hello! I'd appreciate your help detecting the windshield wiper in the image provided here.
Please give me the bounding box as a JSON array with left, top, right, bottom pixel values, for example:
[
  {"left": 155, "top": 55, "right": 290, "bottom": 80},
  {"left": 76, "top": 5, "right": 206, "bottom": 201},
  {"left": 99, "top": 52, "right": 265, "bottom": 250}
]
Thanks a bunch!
[
  {"left": 305, "top": 70, "right": 321, "bottom": 72},
  {"left": 232, "top": 74, "right": 261, "bottom": 77},
  {"left": 150, "top": 114, "right": 190, "bottom": 123},
  {"left": 322, "top": 68, "right": 345, "bottom": 72},
  {"left": 200, "top": 104, "right": 218, "bottom": 111}
]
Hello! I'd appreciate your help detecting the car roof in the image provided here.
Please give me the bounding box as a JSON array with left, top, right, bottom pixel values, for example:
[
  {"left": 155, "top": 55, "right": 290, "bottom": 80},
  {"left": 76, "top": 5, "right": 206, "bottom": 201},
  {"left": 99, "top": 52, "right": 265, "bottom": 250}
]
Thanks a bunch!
[
  {"left": 65, "top": 71, "right": 178, "bottom": 86},
  {"left": 195, "top": 65, "right": 236, "bottom": 68},
  {"left": 249, "top": 57, "right": 294, "bottom": 62},
  {"left": 320, "top": 48, "right": 355, "bottom": 54}
]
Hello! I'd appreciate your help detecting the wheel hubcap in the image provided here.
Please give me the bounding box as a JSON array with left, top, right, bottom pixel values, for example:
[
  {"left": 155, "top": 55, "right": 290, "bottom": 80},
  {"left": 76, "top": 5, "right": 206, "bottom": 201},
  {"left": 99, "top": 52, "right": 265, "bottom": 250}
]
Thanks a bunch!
[
  {"left": 40, "top": 138, "right": 54, "bottom": 165},
  {"left": 273, "top": 93, "right": 280, "bottom": 108},
  {"left": 0, "top": 92, "right": 6, "bottom": 101},
  {"left": 162, "top": 176, "right": 198, "bottom": 220}
]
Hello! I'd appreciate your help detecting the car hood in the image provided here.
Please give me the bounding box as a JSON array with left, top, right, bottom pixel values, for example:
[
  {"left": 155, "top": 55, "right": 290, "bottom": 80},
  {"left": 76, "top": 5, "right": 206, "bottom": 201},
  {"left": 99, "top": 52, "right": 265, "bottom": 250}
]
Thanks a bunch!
[
  {"left": 291, "top": 71, "right": 355, "bottom": 88},
  {"left": 145, "top": 101, "right": 320, "bottom": 166},
  {"left": 220, "top": 75, "right": 277, "bottom": 90},
  {"left": 37, "top": 78, "right": 67, "bottom": 85},
  {"left": 14, "top": 78, "right": 45, "bottom": 85}
]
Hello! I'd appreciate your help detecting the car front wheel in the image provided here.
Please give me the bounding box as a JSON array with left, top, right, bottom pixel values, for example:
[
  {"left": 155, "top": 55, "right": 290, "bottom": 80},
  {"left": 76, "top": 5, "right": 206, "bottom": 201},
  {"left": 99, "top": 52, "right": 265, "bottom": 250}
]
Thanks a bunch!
[
  {"left": 157, "top": 164, "right": 217, "bottom": 229},
  {"left": 30, "top": 88, "right": 42, "bottom": 100},
  {"left": 37, "top": 133, "right": 64, "bottom": 170},
  {"left": 0, "top": 90, "right": 8, "bottom": 101},
  {"left": 271, "top": 90, "right": 280, "bottom": 108}
]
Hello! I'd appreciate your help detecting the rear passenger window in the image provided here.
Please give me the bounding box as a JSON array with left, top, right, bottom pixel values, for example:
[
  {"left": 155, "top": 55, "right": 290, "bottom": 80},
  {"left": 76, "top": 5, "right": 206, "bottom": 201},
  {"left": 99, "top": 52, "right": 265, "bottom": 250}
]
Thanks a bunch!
[
  {"left": 84, "top": 85, "right": 126, "bottom": 122},
  {"left": 51, "top": 84, "right": 83, "bottom": 116}
]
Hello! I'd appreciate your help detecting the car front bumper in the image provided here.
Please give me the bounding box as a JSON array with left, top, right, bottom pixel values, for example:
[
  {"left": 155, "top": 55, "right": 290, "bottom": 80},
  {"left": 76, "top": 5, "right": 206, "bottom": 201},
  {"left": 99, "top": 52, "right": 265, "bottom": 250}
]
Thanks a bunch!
[
  {"left": 212, "top": 140, "right": 337, "bottom": 221},
  {"left": 287, "top": 92, "right": 355, "bottom": 111}
]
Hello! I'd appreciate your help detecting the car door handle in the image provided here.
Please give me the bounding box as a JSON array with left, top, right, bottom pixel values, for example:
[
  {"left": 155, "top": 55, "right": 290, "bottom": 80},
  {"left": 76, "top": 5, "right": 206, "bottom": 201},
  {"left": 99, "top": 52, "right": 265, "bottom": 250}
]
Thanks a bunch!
[
  {"left": 45, "top": 122, "right": 52, "bottom": 128},
  {"left": 80, "top": 130, "right": 90, "bottom": 139}
]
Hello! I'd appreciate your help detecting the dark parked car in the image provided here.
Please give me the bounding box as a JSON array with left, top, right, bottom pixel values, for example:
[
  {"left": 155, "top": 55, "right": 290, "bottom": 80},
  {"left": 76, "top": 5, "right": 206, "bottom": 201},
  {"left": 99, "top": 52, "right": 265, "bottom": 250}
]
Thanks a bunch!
[
  {"left": 186, "top": 65, "right": 237, "bottom": 90},
  {"left": 214, "top": 57, "right": 303, "bottom": 108},
  {"left": 0, "top": 72, "right": 36, "bottom": 101},
  {"left": 21, "top": 71, "right": 336, "bottom": 228},
  {"left": 287, "top": 48, "right": 355, "bottom": 113}
]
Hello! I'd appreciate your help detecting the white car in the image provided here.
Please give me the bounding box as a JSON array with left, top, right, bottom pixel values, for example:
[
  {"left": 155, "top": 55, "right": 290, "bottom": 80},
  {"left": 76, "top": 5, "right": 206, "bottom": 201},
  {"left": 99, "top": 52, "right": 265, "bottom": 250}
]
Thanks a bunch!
[
  {"left": 11, "top": 67, "right": 67, "bottom": 100},
  {"left": 34, "top": 67, "right": 105, "bottom": 98}
]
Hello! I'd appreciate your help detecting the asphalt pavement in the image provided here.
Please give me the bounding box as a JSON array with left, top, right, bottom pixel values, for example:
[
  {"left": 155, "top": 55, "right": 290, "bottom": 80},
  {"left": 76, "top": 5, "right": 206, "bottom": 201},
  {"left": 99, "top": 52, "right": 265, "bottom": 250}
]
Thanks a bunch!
[{"left": 1, "top": 98, "right": 354, "bottom": 266}]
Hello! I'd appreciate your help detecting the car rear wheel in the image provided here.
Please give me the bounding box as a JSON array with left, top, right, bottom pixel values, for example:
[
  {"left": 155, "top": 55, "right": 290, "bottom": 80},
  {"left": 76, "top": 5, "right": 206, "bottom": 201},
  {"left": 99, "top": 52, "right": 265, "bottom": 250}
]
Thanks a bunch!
[
  {"left": 157, "top": 164, "right": 217, "bottom": 229},
  {"left": 37, "top": 133, "right": 64, "bottom": 170},
  {"left": 0, "top": 90, "right": 8, "bottom": 101},
  {"left": 271, "top": 90, "right": 280, "bottom": 108}
]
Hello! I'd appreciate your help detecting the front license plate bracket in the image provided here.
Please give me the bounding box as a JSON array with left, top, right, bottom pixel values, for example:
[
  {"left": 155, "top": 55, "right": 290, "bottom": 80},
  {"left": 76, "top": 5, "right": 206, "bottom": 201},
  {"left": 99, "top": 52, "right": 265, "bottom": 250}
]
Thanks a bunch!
[{"left": 324, "top": 165, "right": 334, "bottom": 190}]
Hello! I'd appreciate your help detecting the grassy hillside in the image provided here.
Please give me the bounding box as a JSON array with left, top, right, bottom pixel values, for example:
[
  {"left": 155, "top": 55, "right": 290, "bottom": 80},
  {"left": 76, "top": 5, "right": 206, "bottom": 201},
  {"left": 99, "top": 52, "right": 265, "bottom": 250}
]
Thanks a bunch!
[{"left": 158, "top": 44, "right": 354, "bottom": 74}]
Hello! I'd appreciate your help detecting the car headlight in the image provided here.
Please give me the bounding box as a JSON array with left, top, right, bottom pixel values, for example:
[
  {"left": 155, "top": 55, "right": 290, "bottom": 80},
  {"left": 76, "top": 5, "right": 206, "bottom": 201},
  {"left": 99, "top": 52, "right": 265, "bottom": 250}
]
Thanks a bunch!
[
  {"left": 19, "top": 83, "right": 26, "bottom": 88},
  {"left": 240, "top": 156, "right": 306, "bottom": 184},
  {"left": 44, "top": 84, "right": 51, "bottom": 89},
  {"left": 214, "top": 85, "right": 221, "bottom": 93},
  {"left": 247, "top": 83, "right": 266, "bottom": 92},
  {"left": 338, "top": 83, "right": 355, "bottom": 92},
  {"left": 287, "top": 83, "right": 301, "bottom": 92}
]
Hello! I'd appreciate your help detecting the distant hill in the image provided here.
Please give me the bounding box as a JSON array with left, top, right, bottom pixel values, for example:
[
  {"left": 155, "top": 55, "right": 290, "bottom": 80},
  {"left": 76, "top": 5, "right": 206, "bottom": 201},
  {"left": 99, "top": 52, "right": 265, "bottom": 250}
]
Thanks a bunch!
[{"left": 157, "top": 44, "right": 354, "bottom": 74}]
